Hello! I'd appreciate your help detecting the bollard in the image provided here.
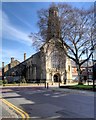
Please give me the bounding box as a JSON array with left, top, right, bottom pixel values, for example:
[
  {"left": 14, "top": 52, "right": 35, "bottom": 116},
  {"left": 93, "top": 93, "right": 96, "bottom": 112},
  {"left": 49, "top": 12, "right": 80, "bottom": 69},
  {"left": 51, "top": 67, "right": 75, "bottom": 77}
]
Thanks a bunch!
[
  {"left": 47, "top": 83, "right": 49, "bottom": 89},
  {"left": 58, "top": 82, "right": 60, "bottom": 88},
  {"left": 45, "top": 82, "right": 46, "bottom": 88}
]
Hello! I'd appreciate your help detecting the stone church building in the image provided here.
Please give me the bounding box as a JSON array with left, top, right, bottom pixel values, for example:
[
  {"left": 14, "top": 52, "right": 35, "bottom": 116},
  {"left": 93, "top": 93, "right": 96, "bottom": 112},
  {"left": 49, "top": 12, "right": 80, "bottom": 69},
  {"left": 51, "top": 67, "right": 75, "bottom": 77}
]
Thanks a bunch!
[{"left": 2, "top": 5, "right": 72, "bottom": 84}]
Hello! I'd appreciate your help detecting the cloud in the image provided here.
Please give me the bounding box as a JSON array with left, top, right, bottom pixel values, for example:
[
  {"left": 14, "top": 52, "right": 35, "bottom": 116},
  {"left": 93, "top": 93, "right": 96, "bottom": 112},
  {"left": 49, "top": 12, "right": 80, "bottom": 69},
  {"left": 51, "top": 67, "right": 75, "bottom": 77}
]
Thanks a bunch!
[
  {"left": 0, "top": 10, "right": 36, "bottom": 67},
  {"left": 1, "top": 10, "right": 32, "bottom": 46},
  {"left": 10, "top": 12, "right": 33, "bottom": 29},
  {"left": 2, "top": 49, "right": 20, "bottom": 58}
]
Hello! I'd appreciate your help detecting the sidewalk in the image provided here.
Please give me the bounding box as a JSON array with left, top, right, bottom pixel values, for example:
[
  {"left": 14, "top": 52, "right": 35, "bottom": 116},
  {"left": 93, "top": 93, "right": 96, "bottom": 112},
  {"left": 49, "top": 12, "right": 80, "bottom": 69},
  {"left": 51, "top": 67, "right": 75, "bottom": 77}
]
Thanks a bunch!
[
  {"left": 1, "top": 82, "right": 95, "bottom": 96},
  {"left": 48, "top": 86, "right": 94, "bottom": 96}
]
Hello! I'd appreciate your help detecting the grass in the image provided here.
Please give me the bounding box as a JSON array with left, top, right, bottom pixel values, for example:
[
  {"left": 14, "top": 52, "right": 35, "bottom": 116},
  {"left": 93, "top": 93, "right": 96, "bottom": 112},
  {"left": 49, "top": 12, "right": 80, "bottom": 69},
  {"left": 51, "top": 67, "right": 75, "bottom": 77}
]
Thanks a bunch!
[
  {"left": 3, "top": 83, "right": 28, "bottom": 86},
  {"left": 0, "top": 80, "right": 2, "bottom": 85},
  {"left": 60, "top": 84, "right": 96, "bottom": 91},
  {"left": 70, "top": 84, "right": 94, "bottom": 89},
  {"left": 0, "top": 80, "right": 27, "bottom": 86},
  {"left": 2, "top": 83, "right": 44, "bottom": 86}
]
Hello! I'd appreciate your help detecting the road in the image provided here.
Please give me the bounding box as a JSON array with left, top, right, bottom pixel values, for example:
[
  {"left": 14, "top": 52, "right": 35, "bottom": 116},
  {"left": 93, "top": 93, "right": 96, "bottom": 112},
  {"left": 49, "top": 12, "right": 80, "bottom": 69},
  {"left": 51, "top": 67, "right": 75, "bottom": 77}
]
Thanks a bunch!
[
  {"left": 0, "top": 99, "right": 19, "bottom": 119},
  {"left": 1, "top": 86, "right": 96, "bottom": 119}
]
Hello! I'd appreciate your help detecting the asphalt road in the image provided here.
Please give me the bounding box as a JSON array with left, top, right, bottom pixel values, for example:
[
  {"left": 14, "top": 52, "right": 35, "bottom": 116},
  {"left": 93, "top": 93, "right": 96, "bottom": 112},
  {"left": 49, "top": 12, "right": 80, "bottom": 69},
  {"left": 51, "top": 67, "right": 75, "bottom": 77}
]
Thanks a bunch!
[
  {"left": 0, "top": 87, "right": 19, "bottom": 119},
  {"left": 1, "top": 86, "right": 96, "bottom": 119},
  {"left": 0, "top": 99, "right": 19, "bottom": 119}
]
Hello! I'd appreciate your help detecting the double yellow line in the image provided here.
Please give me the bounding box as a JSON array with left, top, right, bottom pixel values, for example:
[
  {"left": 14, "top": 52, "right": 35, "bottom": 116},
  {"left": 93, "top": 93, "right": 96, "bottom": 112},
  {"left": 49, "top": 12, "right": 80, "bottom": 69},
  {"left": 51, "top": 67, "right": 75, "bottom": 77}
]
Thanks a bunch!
[{"left": 1, "top": 98, "right": 30, "bottom": 119}]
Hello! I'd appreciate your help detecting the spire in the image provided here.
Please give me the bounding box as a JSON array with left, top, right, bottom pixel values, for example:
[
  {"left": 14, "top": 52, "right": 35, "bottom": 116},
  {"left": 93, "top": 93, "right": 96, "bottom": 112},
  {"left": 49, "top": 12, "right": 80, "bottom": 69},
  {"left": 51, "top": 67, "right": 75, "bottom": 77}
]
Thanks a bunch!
[{"left": 47, "top": 4, "right": 61, "bottom": 41}]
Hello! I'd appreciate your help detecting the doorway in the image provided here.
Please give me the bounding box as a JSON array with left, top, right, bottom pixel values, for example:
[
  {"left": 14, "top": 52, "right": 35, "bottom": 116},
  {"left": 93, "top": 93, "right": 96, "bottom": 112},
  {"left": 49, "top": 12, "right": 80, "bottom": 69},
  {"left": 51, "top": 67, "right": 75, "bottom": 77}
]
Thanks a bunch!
[{"left": 53, "top": 73, "right": 61, "bottom": 82}]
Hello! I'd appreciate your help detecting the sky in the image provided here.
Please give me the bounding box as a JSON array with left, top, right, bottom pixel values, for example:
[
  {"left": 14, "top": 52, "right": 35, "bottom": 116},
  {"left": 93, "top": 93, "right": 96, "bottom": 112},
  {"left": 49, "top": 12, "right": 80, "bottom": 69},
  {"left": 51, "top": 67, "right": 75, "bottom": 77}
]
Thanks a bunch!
[{"left": 1, "top": 2, "right": 94, "bottom": 67}]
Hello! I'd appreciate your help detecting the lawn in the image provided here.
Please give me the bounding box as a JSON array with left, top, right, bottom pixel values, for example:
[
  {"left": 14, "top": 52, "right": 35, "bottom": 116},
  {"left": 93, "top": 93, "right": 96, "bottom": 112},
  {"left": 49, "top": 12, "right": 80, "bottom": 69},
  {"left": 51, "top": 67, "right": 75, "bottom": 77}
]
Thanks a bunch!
[
  {"left": 60, "top": 84, "right": 96, "bottom": 91},
  {"left": 0, "top": 80, "right": 2, "bottom": 85},
  {"left": 70, "top": 84, "right": 95, "bottom": 89}
]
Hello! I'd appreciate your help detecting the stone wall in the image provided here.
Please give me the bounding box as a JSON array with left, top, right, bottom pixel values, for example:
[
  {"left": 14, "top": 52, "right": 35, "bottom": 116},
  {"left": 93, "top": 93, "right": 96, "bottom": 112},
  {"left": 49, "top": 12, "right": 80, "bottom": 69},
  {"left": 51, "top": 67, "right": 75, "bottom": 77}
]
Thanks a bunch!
[
  {"left": 4, "top": 60, "right": 20, "bottom": 73},
  {"left": 40, "top": 38, "right": 68, "bottom": 83}
]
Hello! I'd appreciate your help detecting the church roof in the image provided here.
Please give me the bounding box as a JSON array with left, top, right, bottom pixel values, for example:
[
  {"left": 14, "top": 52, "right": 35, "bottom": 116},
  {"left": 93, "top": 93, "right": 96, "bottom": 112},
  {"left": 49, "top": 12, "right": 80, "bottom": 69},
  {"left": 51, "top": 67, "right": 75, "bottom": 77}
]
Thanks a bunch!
[{"left": 40, "top": 38, "right": 62, "bottom": 50}]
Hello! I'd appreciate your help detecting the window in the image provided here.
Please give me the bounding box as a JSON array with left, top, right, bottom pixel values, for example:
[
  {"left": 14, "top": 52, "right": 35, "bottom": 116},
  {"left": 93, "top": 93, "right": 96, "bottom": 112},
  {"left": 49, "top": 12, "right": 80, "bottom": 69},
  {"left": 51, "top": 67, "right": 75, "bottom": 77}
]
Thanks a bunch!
[
  {"left": 51, "top": 50, "right": 60, "bottom": 69},
  {"left": 68, "top": 65, "right": 70, "bottom": 71}
]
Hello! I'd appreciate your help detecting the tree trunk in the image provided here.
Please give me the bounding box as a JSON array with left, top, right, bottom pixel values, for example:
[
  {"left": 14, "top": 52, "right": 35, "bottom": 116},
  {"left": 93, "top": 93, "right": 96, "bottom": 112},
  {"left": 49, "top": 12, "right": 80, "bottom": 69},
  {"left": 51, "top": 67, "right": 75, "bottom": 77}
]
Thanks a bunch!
[{"left": 76, "top": 64, "right": 83, "bottom": 85}]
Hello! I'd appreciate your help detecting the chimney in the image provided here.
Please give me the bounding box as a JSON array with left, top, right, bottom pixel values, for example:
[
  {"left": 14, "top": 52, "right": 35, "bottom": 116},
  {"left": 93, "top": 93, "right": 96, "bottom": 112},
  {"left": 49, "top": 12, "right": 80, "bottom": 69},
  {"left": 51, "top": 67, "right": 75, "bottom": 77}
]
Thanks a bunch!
[
  {"left": 24, "top": 53, "right": 26, "bottom": 61},
  {"left": 2, "top": 62, "right": 4, "bottom": 80},
  {"left": 2, "top": 62, "right": 4, "bottom": 68},
  {"left": 11, "top": 57, "right": 14, "bottom": 63}
]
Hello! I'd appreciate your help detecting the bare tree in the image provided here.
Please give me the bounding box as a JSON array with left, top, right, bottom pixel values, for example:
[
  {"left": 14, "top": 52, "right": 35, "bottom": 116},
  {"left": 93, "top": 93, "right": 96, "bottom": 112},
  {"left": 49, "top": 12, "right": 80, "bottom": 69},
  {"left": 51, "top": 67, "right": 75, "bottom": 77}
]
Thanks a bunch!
[
  {"left": 30, "top": 3, "right": 96, "bottom": 84},
  {"left": 59, "top": 4, "right": 95, "bottom": 84}
]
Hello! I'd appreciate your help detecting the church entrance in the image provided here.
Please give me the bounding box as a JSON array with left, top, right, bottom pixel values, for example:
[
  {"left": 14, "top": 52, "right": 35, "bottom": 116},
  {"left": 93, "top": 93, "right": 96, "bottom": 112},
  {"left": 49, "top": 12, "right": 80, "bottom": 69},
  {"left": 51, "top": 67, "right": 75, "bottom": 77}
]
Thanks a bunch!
[{"left": 53, "top": 73, "right": 61, "bottom": 82}]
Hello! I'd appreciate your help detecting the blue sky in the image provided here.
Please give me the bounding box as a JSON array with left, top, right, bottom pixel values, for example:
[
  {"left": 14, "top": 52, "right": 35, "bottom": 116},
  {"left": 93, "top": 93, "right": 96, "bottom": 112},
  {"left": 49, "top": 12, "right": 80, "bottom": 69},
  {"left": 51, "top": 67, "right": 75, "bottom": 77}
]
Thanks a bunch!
[{"left": 1, "top": 2, "right": 94, "bottom": 67}]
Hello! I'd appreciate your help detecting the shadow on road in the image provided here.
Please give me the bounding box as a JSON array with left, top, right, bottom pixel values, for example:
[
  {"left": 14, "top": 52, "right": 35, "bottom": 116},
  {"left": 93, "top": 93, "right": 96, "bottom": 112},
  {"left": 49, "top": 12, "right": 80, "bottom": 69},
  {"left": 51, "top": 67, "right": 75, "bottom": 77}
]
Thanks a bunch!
[{"left": 2, "top": 86, "right": 96, "bottom": 119}]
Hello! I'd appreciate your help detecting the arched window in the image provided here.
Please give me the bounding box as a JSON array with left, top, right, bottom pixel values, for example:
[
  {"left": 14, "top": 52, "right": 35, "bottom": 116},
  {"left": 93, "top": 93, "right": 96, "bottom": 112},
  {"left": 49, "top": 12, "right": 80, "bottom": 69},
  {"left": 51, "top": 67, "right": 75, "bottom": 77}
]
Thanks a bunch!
[{"left": 51, "top": 50, "right": 60, "bottom": 69}]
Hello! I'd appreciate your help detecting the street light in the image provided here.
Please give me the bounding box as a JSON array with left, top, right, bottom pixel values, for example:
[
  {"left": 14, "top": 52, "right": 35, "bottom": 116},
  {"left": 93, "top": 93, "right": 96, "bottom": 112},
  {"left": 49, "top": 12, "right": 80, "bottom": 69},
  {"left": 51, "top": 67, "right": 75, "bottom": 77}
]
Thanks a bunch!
[
  {"left": 90, "top": 40, "right": 95, "bottom": 91},
  {"left": 85, "top": 48, "right": 89, "bottom": 85},
  {"left": 91, "top": 0, "right": 96, "bottom": 91},
  {"left": 90, "top": 2, "right": 95, "bottom": 90}
]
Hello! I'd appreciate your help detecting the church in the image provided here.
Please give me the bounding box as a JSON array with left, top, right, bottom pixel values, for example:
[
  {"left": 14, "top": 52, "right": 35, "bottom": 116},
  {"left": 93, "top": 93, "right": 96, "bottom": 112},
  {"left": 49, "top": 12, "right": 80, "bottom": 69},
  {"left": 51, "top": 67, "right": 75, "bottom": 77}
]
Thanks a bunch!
[{"left": 2, "top": 5, "right": 72, "bottom": 84}]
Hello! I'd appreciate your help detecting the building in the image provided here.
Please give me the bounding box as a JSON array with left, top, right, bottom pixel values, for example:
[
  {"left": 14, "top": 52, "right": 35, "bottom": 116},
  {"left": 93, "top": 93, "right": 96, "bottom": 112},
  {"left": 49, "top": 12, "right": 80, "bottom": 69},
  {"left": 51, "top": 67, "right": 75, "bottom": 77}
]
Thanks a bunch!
[
  {"left": 71, "top": 60, "right": 93, "bottom": 82},
  {"left": 2, "top": 5, "right": 72, "bottom": 84},
  {"left": 93, "top": 44, "right": 96, "bottom": 63},
  {"left": 2, "top": 58, "right": 20, "bottom": 82},
  {"left": 2, "top": 58, "right": 20, "bottom": 73},
  {"left": 93, "top": 44, "right": 96, "bottom": 80},
  {"left": 0, "top": 68, "right": 2, "bottom": 80}
]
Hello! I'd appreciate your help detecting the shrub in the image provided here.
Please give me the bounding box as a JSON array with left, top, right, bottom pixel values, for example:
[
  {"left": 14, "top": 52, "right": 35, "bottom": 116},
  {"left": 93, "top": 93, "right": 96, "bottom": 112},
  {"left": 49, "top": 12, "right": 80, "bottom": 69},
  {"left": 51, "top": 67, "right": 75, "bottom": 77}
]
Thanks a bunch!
[
  {"left": 21, "top": 78, "right": 26, "bottom": 83},
  {"left": 0, "top": 80, "right": 2, "bottom": 85},
  {"left": 78, "top": 82, "right": 83, "bottom": 85},
  {"left": 13, "top": 81, "right": 16, "bottom": 84},
  {"left": 3, "top": 79, "right": 8, "bottom": 84}
]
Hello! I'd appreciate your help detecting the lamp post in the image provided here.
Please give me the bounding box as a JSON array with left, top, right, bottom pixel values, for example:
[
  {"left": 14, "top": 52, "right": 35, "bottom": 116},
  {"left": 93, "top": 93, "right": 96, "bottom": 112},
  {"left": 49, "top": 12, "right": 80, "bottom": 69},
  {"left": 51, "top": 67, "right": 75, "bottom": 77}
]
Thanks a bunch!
[
  {"left": 90, "top": 35, "right": 95, "bottom": 91},
  {"left": 2, "top": 62, "right": 4, "bottom": 81},
  {"left": 85, "top": 48, "right": 89, "bottom": 85},
  {"left": 91, "top": 1, "right": 96, "bottom": 91},
  {"left": 92, "top": 49, "right": 95, "bottom": 91}
]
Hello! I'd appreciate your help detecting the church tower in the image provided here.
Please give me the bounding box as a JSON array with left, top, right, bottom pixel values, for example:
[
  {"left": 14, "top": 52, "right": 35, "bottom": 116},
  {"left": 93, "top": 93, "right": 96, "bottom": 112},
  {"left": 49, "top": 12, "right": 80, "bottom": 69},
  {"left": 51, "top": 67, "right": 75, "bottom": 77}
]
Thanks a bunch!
[
  {"left": 47, "top": 4, "right": 61, "bottom": 41},
  {"left": 41, "top": 4, "right": 72, "bottom": 84}
]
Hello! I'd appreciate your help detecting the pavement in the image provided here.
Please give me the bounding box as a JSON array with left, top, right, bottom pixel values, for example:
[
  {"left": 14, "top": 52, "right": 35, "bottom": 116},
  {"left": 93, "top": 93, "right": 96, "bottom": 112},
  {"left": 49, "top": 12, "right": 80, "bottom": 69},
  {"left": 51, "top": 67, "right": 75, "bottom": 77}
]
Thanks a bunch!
[
  {"left": 0, "top": 99, "right": 19, "bottom": 119},
  {"left": 50, "top": 87, "right": 95, "bottom": 96},
  {"left": 1, "top": 85, "right": 95, "bottom": 119}
]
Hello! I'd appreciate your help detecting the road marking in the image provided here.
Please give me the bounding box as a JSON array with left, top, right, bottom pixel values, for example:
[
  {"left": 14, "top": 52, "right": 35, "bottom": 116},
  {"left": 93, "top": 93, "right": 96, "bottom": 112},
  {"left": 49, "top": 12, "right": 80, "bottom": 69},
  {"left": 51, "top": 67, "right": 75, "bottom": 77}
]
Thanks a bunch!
[
  {"left": 44, "top": 94, "right": 50, "bottom": 96},
  {"left": 1, "top": 98, "right": 29, "bottom": 119}
]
